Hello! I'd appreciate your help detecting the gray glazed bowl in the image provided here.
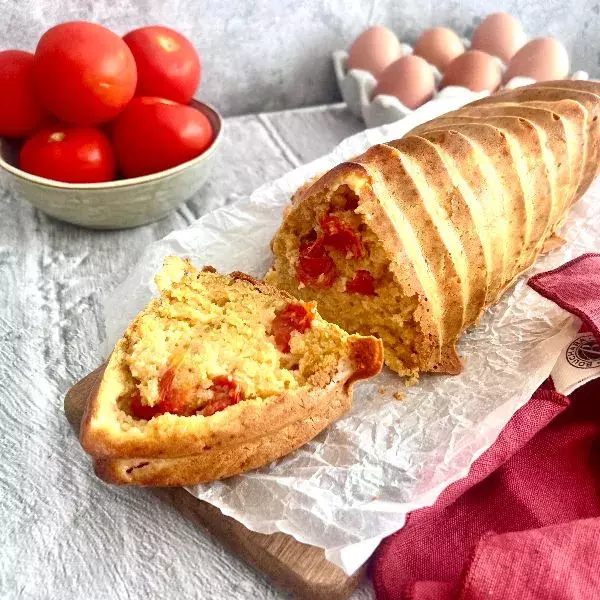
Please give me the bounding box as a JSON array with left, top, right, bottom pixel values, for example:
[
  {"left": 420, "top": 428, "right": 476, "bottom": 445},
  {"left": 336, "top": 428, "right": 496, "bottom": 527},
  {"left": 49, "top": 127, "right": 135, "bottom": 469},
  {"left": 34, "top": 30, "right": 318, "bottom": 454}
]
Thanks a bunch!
[{"left": 0, "top": 100, "right": 222, "bottom": 229}]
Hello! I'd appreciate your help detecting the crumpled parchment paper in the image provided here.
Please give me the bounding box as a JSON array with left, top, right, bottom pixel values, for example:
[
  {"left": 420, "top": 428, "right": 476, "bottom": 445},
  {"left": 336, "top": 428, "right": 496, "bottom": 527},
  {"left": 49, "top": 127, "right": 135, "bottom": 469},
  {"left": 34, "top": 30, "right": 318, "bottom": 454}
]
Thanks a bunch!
[{"left": 103, "top": 90, "right": 600, "bottom": 575}]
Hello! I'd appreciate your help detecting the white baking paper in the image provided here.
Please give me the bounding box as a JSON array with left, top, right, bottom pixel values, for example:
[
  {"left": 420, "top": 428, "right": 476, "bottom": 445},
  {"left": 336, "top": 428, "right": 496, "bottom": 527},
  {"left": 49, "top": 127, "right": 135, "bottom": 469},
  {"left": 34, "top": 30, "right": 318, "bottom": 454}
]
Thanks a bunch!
[{"left": 103, "top": 93, "right": 600, "bottom": 575}]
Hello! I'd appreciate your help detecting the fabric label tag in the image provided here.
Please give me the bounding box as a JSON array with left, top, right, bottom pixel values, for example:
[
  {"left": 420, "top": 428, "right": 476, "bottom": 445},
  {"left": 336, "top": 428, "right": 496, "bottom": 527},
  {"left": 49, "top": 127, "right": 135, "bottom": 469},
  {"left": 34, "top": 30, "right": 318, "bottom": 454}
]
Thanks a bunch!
[{"left": 551, "top": 330, "right": 600, "bottom": 396}]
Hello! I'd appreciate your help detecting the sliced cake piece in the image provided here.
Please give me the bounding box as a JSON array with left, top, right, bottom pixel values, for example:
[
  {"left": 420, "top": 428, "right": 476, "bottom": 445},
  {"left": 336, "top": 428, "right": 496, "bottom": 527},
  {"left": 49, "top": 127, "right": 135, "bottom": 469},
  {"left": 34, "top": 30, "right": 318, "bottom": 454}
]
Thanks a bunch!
[
  {"left": 412, "top": 104, "right": 571, "bottom": 221},
  {"left": 80, "top": 256, "right": 383, "bottom": 485},
  {"left": 470, "top": 83, "right": 600, "bottom": 196},
  {"left": 521, "top": 99, "right": 587, "bottom": 208},
  {"left": 409, "top": 111, "right": 556, "bottom": 274},
  {"left": 402, "top": 127, "right": 509, "bottom": 310}
]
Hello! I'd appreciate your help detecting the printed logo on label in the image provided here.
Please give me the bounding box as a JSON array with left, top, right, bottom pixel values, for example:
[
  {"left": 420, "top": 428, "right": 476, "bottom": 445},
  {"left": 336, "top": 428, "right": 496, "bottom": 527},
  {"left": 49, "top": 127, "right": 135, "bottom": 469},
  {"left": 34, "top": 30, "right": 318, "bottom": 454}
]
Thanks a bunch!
[{"left": 565, "top": 333, "right": 600, "bottom": 369}]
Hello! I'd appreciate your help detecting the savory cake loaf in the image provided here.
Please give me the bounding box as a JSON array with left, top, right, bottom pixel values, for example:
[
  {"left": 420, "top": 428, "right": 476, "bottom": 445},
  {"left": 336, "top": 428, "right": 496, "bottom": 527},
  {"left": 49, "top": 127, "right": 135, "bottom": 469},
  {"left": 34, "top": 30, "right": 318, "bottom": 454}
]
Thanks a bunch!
[
  {"left": 80, "top": 256, "right": 383, "bottom": 485},
  {"left": 266, "top": 80, "right": 600, "bottom": 376}
]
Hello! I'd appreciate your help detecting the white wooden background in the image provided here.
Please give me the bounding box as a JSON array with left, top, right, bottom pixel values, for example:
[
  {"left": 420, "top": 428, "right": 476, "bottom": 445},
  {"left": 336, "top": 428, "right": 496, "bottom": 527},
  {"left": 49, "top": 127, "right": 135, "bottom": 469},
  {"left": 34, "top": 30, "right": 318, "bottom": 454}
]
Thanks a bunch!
[{"left": 0, "top": 105, "right": 380, "bottom": 599}]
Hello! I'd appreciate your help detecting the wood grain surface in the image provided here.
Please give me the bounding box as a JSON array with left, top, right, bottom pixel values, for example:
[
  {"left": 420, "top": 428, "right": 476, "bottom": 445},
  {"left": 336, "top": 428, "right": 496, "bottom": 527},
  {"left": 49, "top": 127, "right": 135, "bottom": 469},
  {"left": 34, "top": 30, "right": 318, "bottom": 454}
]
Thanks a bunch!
[
  {"left": 0, "top": 105, "right": 372, "bottom": 599},
  {"left": 64, "top": 367, "right": 365, "bottom": 600}
]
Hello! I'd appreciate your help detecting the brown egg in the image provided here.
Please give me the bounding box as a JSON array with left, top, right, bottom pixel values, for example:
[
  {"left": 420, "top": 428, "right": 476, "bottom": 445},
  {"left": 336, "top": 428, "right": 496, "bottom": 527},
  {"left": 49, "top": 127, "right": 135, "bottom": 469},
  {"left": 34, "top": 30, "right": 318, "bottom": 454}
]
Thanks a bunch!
[
  {"left": 346, "top": 25, "right": 402, "bottom": 78},
  {"left": 413, "top": 27, "right": 465, "bottom": 71},
  {"left": 503, "top": 37, "right": 569, "bottom": 83},
  {"left": 440, "top": 50, "right": 503, "bottom": 92},
  {"left": 371, "top": 55, "right": 435, "bottom": 109},
  {"left": 471, "top": 12, "right": 526, "bottom": 63}
]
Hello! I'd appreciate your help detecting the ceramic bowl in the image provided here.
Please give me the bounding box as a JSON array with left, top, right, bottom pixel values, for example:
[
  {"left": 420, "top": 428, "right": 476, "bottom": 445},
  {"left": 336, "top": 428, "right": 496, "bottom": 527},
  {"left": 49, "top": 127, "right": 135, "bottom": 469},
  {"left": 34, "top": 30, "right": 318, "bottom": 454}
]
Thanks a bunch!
[{"left": 0, "top": 100, "right": 223, "bottom": 229}]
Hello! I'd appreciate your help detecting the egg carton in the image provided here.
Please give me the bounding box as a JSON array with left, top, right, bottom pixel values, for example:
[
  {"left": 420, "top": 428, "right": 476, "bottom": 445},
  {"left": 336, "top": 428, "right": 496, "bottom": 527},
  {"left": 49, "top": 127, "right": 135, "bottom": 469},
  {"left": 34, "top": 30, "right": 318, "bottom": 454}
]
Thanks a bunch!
[{"left": 333, "top": 47, "right": 589, "bottom": 129}]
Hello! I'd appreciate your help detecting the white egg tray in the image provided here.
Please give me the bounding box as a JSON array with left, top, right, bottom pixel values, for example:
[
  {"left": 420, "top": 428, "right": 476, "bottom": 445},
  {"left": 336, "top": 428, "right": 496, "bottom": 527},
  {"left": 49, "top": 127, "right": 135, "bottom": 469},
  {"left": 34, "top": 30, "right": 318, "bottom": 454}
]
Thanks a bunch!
[{"left": 333, "top": 48, "right": 589, "bottom": 129}]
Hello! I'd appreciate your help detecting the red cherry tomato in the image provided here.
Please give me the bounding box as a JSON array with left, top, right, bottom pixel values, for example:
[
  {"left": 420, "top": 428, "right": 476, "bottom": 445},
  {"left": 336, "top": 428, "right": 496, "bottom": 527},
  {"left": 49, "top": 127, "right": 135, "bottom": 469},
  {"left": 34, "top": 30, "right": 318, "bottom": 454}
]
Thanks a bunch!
[
  {"left": 346, "top": 270, "right": 377, "bottom": 296},
  {"left": 155, "top": 362, "right": 194, "bottom": 415},
  {"left": 112, "top": 96, "right": 214, "bottom": 178},
  {"left": 200, "top": 376, "right": 244, "bottom": 417},
  {"left": 123, "top": 25, "right": 201, "bottom": 104},
  {"left": 0, "top": 50, "right": 49, "bottom": 138},
  {"left": 272, "top": 302, "right": 315, "bottom": 353},
  {"left": 319, "top": 214, "right": 364, "bottom": 259},
  {"left": 297, "top": 237, "right": 337, "bottom": 289},
  {"left": 129, "top": 389, "right": 161, "bottom": 421},
  {"left": 130, "top": 373, "right": 244, "bottom": 420},
  {"left": 33, "top": 21, "right": 137, "bottom": 126},
  {"left": 19, "top": 127, "right": 116, "bottom": 183},
  {"left": 129, "top": 353, "right": 192, "bottom": 420}
]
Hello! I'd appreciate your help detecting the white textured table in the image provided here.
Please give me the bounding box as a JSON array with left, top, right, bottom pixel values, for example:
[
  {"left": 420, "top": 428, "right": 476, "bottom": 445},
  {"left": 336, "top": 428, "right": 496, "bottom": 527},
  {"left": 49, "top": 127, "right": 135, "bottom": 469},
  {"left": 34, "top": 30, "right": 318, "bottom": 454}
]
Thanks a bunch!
[{"left": 0, "top": 105, "right": 377, "bottom": 599}]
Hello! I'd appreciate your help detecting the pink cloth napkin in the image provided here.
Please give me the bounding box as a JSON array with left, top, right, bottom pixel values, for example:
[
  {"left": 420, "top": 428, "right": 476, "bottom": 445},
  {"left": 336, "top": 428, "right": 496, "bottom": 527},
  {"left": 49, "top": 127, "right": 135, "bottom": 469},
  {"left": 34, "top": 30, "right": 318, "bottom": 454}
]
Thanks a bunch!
[{"left": 371, "top": 254, "right": 600, "bottom": 600}]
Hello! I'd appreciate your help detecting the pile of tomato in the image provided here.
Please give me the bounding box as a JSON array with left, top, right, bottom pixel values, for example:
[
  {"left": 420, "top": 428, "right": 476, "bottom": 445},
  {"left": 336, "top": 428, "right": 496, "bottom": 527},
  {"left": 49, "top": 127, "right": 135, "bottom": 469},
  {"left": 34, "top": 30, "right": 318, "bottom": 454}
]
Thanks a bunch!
[{"left": 0, "top": 21, "right": 214, "bottom": 183}]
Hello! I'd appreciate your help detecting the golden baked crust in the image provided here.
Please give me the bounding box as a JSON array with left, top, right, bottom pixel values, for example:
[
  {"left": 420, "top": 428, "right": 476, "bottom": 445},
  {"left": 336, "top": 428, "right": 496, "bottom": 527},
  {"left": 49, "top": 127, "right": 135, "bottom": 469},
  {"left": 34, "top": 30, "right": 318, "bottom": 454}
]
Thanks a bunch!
[
  {"left": 266, "top": 80, "right": 600, "bottom": 377},
  {"left": 80, "top": 257, "right": 383, "bottom": 484},
  {"left": 469, "top": 81, "right": 600, "bottom": 197},
  {"left": 93, "top": 389, "right": 350, "bottom": 486}
]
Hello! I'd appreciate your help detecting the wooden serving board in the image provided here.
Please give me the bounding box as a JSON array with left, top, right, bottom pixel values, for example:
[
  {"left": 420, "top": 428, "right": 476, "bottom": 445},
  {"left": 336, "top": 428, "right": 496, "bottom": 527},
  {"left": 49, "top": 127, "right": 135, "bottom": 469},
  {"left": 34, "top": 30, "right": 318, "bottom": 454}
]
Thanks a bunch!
[{"left": 64, "top": 368, "right": 365, "bottom": 600}]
